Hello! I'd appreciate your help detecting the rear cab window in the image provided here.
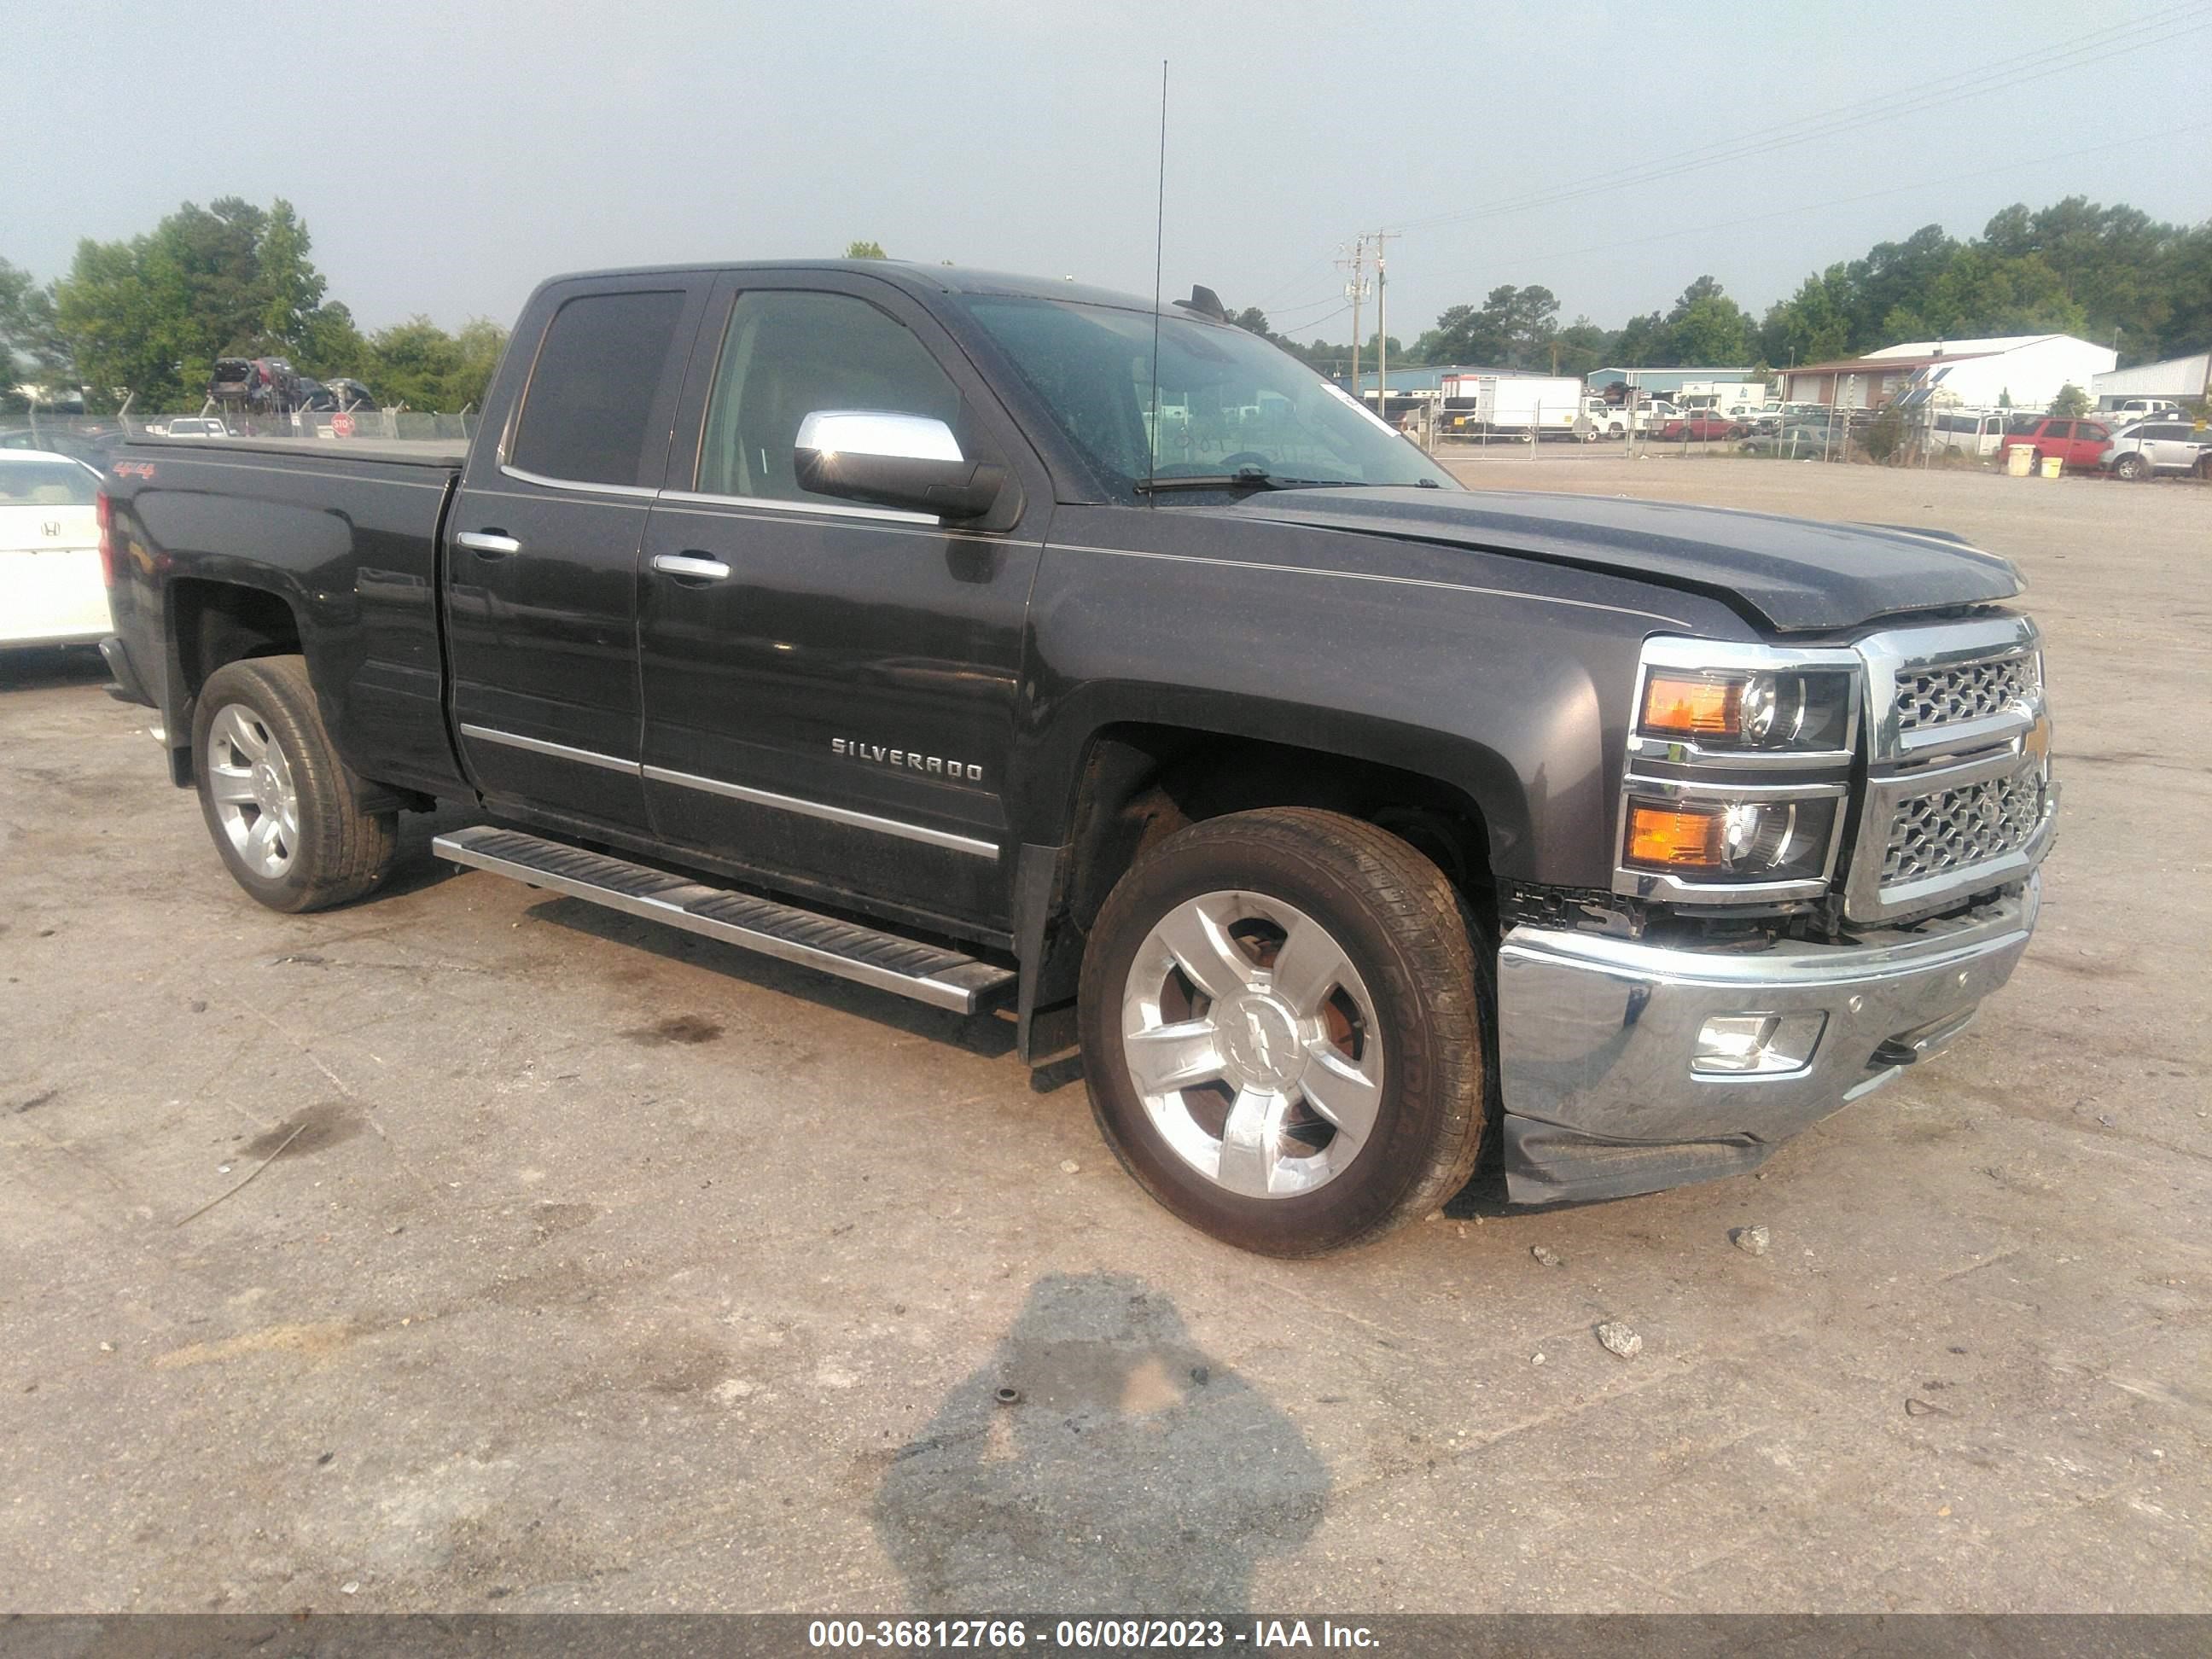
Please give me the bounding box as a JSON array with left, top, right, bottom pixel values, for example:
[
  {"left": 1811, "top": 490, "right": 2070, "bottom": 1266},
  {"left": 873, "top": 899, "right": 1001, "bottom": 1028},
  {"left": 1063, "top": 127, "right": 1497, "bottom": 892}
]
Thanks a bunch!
[{"left": 507, "top": 288, "right": 690, "bottom": 488}]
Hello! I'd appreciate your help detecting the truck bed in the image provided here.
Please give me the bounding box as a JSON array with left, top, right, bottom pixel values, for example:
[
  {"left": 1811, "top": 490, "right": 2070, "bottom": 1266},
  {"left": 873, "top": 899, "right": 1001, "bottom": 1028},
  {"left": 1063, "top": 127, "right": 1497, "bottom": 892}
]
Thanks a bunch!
[{"left": 102, "top": 437, "right": 468, "bottom": 799}]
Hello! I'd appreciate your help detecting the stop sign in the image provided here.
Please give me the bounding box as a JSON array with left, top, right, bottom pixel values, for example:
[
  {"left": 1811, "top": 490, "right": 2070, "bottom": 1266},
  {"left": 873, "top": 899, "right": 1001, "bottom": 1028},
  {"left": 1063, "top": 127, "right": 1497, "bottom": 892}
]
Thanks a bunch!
[{"left": 330, "top": 411, "right": 355, "bottom": 438}]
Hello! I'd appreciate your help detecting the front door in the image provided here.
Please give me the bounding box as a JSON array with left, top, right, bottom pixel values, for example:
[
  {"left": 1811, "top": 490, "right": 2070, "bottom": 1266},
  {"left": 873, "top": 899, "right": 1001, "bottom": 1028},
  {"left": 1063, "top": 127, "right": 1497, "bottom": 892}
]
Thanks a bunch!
[
  {"left": 445, "top": 277, "right": 708, "bottom": 833},
  {"left": 635, "top": 276, "right": 1045, "bottom": 934}
]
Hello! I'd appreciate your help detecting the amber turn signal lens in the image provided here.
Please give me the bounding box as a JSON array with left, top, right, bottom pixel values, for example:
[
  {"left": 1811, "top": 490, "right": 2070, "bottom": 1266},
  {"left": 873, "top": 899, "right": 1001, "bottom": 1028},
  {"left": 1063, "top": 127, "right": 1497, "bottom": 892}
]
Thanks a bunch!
[
  {"left": 1641, "top": 672, "right": 1742, "bottom": 738},
  {"left": 1626, "top": 803, "right": 1726, "bottom": 868}
]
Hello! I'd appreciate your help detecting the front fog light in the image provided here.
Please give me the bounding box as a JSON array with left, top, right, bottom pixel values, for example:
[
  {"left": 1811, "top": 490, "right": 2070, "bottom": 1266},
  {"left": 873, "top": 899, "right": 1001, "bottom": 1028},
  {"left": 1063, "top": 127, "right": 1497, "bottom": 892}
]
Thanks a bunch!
[{"left": 1693, "top": 1012, "right": 1826, "bottom": 1074}]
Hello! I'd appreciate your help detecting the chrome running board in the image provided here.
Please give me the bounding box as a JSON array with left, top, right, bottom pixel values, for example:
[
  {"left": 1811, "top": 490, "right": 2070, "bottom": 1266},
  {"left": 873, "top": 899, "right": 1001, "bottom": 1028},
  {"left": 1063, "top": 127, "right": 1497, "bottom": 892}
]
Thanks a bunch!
[{"left": 433, "top": 825, "right": 1014, "bottom": 1015}]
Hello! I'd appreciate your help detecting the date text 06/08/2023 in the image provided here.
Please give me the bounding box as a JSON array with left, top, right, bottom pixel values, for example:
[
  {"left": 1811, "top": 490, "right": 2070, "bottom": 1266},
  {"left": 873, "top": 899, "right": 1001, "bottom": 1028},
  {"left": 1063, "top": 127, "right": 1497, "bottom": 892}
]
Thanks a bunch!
[{"left": 804, "top": 1619, "right": 1379, "bottom": 1650}]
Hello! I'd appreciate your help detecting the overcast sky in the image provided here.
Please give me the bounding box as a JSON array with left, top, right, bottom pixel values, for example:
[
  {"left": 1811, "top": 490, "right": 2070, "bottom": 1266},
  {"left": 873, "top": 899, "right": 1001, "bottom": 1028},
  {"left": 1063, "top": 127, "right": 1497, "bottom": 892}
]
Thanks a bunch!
[{"left": 15, "top": 1, "right": 2209, "bottom": 344}]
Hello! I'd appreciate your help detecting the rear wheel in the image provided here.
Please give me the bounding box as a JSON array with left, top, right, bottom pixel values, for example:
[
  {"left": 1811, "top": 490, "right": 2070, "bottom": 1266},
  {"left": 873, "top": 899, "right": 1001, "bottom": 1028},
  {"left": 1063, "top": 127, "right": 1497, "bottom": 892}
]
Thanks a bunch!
[
  {"left": 2113, "top": 452, "right": 2149, "bottom": 481},
  {"left": 1079, "top": 808, "right": 1489, "bottom": 1256},
  {"left": 191, "top": 655, "right": 399, "bottom": 912}
]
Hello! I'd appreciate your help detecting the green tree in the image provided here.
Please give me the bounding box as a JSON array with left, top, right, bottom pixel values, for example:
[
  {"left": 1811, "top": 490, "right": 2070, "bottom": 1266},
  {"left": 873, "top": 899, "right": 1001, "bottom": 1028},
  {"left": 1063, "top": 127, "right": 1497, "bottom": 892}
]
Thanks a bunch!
[
  {"left": 1664, "top": 276, "right": 1751, "bottom": 365},
  {"left": 0, "top": 258, "right": 72, "bottom": 406},
  {"left": 1425, "top": 284, "right": 1558, "bottom": 367},
  {"left": 1231, "top": 306, "right": 1270, "bottom": 335},
  {"left": 363, "top": 315, "right": 508, "bottom": 411},
  {"left": 2048, "top": 382, "right": 2091, "bottom": 419},
  {"left": 1759, "top": 265, "right": 1853, "bottom": 366},
  {"left": 1610, "top": 311, "right": 1669, "bottom": 366},
  {"left": 50, "top": 196, "right": 354, "bottom": 410},
  {"left": 844, "top": 240, "right": 888, "bottom": 259},
  {"left": 1551, "top": 317, "right": 1608, "bottom": 378}
]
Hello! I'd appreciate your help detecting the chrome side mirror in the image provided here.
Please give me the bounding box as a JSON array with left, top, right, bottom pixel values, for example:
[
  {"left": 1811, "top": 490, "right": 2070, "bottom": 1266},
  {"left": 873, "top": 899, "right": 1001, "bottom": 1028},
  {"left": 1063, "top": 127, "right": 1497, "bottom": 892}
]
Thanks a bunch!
[{"left": 793, "top": 410, "right": 1004, "bottom": 521}]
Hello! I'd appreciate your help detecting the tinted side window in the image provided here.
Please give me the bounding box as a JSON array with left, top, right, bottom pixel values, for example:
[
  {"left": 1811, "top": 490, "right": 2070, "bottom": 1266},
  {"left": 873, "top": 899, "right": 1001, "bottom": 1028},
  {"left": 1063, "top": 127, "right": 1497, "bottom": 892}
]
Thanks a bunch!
[
  {"left": 696, "top": 291, "right": 964, "bottom": 503},
  {"left": 509, "top": 289, "right": 687, "bottom": 486}
]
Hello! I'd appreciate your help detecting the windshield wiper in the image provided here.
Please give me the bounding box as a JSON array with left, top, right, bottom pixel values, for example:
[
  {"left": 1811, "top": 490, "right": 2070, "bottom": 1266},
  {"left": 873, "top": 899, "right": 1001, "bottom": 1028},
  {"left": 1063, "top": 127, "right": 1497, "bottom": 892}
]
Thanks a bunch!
[
  {"left": 1135, "top": 466, "right": 1289, "bottom": 495},
  {"left": 1137, "top": 468, "right": 1377, "bottom": 495}
]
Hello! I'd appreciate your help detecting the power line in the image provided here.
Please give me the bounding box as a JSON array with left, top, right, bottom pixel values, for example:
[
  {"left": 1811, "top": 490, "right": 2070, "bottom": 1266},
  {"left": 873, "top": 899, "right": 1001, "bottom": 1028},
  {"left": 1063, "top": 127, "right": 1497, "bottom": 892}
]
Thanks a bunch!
[{"left": 1382, "top": 8, "right": 2212, "bottom": 236}]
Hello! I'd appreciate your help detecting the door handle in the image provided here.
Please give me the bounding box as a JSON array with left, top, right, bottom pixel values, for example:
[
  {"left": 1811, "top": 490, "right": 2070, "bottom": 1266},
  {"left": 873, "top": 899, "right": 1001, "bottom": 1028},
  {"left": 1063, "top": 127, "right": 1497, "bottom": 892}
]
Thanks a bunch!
[
  {"left": 457, "top": 531, "right": 521, "bottom": 558},
  {"left": 650, "top": 553, "right": 732, "bottom": 581}
]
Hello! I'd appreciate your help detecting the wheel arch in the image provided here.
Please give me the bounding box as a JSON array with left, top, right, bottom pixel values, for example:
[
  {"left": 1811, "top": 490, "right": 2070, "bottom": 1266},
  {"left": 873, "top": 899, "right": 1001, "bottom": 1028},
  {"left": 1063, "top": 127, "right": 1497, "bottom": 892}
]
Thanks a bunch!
[
  {"left": 1008, "top": 699, "right": 1555, "bottom": 1056},
  {"left": 162, "top": 577, "right": 310, "bottom": 786}
]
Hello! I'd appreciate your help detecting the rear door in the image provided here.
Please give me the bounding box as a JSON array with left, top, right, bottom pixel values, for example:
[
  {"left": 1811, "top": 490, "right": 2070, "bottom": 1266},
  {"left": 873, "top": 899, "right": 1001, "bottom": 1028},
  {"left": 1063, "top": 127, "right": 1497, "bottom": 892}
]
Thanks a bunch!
[
  {"left": 632, "top": 273, "right": 1047, "bottom": 933},
  {"left": 2146, "top": 422, "right": 2193, "bottom": 470},
  {"left": 444, "top": 276, "right": 711, "bottom": 834}
]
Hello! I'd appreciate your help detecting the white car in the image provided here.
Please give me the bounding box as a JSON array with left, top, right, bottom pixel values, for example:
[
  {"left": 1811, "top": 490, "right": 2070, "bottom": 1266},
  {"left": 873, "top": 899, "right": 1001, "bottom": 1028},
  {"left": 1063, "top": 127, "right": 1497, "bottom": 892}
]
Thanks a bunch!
[
  {"left": 159, "top": 416, "right": 230, "bottom": 438},
  {"left": 1, "top": 451, "right": 111, "bottom": 648}
]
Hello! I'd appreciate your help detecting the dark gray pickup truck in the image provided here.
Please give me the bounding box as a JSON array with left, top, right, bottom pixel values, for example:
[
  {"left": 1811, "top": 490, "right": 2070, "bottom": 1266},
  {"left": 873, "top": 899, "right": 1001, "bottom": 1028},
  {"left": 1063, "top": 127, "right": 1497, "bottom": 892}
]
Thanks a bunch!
[{"left": 96, "top": 261, "right": 2057, "bottom": 1254}]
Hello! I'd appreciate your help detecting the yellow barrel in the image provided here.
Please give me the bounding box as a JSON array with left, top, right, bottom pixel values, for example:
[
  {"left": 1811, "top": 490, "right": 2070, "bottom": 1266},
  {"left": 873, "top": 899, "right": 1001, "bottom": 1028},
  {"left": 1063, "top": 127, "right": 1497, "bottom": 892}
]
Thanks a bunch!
[{"left": 2038, "top": 455, "right": 2064, "bottom": 479}]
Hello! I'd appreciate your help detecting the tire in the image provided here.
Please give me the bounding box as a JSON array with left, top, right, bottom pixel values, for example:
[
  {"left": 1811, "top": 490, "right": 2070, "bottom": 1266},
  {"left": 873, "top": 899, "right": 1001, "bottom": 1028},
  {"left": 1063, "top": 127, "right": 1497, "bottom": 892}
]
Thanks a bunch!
[
  {"left": 191, "top": 655, "right": 400, "bottom": 913},
  {"left": 2113, "top": 452, "right": 2147, "bottom": 481},
  {"left": 1078, "top": 807, "right": 1489, "bottom": 1256}
]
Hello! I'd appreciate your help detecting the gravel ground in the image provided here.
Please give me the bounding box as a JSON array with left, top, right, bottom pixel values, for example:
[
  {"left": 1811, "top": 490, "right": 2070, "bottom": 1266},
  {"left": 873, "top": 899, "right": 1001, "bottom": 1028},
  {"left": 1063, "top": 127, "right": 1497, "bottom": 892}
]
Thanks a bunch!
[{"left": 1, "top": 452, "right": 2205, "bottom": 1615}]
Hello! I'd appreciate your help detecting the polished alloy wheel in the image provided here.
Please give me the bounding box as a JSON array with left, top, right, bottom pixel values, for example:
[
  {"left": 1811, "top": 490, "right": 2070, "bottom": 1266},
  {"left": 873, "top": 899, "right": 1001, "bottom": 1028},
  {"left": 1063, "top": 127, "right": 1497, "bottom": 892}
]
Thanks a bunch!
[
  {"left": 1120, "top": 889, "right": 1384, "bottom": 1199},
  {"left": 205, "top": 701, "right": 300, "bottom": 877}
]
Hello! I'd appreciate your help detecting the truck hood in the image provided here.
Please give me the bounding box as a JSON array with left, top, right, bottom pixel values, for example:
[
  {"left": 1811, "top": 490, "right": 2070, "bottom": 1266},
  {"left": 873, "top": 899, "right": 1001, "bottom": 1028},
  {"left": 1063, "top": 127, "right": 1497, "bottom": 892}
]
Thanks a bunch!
[{"left": 1228, "top": 487, "right": 2023, "bottom": 632}]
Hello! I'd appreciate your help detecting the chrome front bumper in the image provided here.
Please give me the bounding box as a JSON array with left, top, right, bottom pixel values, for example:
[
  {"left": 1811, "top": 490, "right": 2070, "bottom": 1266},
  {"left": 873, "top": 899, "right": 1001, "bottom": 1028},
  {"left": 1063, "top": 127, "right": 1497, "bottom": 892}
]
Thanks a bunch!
[{"left": 1494, "top": 877, "right": 2040, "bottom": 1203}]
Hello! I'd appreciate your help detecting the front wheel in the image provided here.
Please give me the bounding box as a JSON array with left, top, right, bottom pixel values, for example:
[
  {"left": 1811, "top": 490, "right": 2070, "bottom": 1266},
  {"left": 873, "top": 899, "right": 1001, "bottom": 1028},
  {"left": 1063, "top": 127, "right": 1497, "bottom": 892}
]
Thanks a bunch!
[
  {"left": 2113, "top": 452, "right": 2148, "bottom": 480},
  {"left": 192, "top": 655, "right": 400, "bottom": 912},
  {"left": 1078, "top": 808, "right": 1489, "bottom": 1256}
]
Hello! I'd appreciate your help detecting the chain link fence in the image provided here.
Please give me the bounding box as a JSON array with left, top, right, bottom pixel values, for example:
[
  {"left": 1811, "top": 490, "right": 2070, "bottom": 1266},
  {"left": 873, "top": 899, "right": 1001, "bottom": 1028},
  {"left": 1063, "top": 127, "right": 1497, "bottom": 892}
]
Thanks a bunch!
[
  {"left": 3, "top": 406, "right": 480, "bottom": 468},
  {"left": 1378, "top": 389, "right": 1918, "bottom": 469}
]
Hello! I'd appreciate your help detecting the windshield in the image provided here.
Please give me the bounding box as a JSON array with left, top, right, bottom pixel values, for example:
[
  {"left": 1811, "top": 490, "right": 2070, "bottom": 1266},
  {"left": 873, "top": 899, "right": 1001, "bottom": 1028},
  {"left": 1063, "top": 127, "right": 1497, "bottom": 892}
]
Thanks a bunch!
[
  {"left": 0, "top": 458, "right": 97, "bottom": 504},
  {"left": 963, "top": 296, "right": 1458, "bottom": 497}
]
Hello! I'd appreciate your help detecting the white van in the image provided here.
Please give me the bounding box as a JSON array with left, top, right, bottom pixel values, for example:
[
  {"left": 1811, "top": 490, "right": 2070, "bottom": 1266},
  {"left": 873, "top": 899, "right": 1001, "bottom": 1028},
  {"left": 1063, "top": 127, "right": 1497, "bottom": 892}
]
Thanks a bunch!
[{"left": 1929, "top": 410, "right": 2011, "bottom": 458}]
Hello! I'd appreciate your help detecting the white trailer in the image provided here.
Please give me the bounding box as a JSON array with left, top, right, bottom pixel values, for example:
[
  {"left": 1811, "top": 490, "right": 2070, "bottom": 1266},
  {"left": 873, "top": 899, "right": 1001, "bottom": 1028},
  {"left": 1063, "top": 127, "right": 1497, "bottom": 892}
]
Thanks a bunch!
[
  {"left": 1676, "top": 381, "right": 1770, "bottom": 416},
  {"left": 1441, "top": 375, "right": 1585, "bottom": 439}
]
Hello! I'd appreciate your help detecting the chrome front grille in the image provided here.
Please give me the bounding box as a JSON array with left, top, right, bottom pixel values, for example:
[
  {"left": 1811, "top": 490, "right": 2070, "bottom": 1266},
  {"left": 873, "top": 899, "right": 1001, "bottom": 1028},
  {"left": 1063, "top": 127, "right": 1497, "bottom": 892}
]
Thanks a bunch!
[
  {"left": 1847, "top": 615, "right": 2055, "bottom": 923},
  {"left": 1883, "top": 760, "right": 2047, "bottom": 886},
  {"left": 1895, "top": 655, "right": 2040, "bottom": 734}
]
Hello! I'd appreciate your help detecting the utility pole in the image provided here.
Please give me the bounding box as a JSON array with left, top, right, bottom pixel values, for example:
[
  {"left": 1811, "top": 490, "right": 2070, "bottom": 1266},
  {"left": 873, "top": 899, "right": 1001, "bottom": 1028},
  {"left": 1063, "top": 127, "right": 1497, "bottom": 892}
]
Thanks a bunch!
[
  {"left": 1371, "top": 230, "right": 1396, "bottom": 425},
  {"left": 1337, "top": 237, "right": 1369, "bottom": 398}
]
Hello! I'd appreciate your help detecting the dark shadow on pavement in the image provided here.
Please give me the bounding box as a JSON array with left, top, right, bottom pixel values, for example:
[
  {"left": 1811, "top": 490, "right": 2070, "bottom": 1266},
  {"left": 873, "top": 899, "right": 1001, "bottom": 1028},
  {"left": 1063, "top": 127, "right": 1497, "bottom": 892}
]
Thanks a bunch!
[
  {"left": 0, "top": 643, "right": 111, "bottom": 691},
  {"left": 874, "top": 1271, "right": 1327, "bottom": 1611}
]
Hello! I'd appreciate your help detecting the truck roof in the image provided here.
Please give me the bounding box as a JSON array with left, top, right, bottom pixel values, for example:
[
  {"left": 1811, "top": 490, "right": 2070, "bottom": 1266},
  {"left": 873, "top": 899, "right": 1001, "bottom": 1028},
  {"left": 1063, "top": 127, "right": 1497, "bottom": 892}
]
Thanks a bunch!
[{"left": 536, "top": 259, "right": 1195, "bottom": 319}]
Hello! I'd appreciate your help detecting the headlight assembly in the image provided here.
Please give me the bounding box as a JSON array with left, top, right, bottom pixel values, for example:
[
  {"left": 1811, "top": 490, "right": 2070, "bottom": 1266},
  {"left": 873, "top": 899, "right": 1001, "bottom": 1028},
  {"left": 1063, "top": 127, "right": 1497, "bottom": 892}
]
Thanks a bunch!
[
  {"left": 1638, "top": 665, "right": 1856, "bottom": 755},
  {"left": 1616, "top": 637, "right": 1863, "bottom": 905},
  {"left": 1623, "top": 794, "right": 1841, "bottom": 884}
]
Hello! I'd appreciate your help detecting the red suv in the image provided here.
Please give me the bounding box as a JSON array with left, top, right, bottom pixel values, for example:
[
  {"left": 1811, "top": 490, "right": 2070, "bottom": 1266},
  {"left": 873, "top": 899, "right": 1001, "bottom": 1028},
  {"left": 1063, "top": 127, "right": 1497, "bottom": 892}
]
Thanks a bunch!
[{"left": 1998, "top": 417, "right": 2111, "bottom": 470}]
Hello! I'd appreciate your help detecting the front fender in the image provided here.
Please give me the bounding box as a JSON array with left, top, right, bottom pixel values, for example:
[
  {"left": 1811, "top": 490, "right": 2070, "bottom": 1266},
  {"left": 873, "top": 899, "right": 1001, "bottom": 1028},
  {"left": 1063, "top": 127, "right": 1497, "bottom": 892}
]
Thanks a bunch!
[{"left": 1010, "top": 507, "right": 1749, "bottom": 888}]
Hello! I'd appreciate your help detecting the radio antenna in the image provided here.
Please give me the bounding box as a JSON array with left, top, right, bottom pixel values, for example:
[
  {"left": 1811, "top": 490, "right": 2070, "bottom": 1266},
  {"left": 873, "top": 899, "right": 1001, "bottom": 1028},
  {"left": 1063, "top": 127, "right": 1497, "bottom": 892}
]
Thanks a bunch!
[{"left": 1146, "top": 58, "right": 1167, "bottom": 506}]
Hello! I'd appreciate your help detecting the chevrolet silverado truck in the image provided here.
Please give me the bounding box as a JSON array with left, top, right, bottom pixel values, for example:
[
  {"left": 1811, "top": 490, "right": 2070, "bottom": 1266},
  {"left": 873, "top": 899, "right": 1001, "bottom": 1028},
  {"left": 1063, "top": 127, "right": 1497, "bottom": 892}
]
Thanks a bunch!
[{"left": 96, "top": 261, "right": 2057, "bottom": 1255}]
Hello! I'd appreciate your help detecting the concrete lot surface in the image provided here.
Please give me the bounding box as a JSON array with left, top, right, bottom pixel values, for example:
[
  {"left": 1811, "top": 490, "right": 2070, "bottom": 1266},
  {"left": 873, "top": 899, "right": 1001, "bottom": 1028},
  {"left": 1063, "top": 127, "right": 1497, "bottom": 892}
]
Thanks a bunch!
[{"left": 2, "top": 456, "right": 2206, "bottom": 1614}]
